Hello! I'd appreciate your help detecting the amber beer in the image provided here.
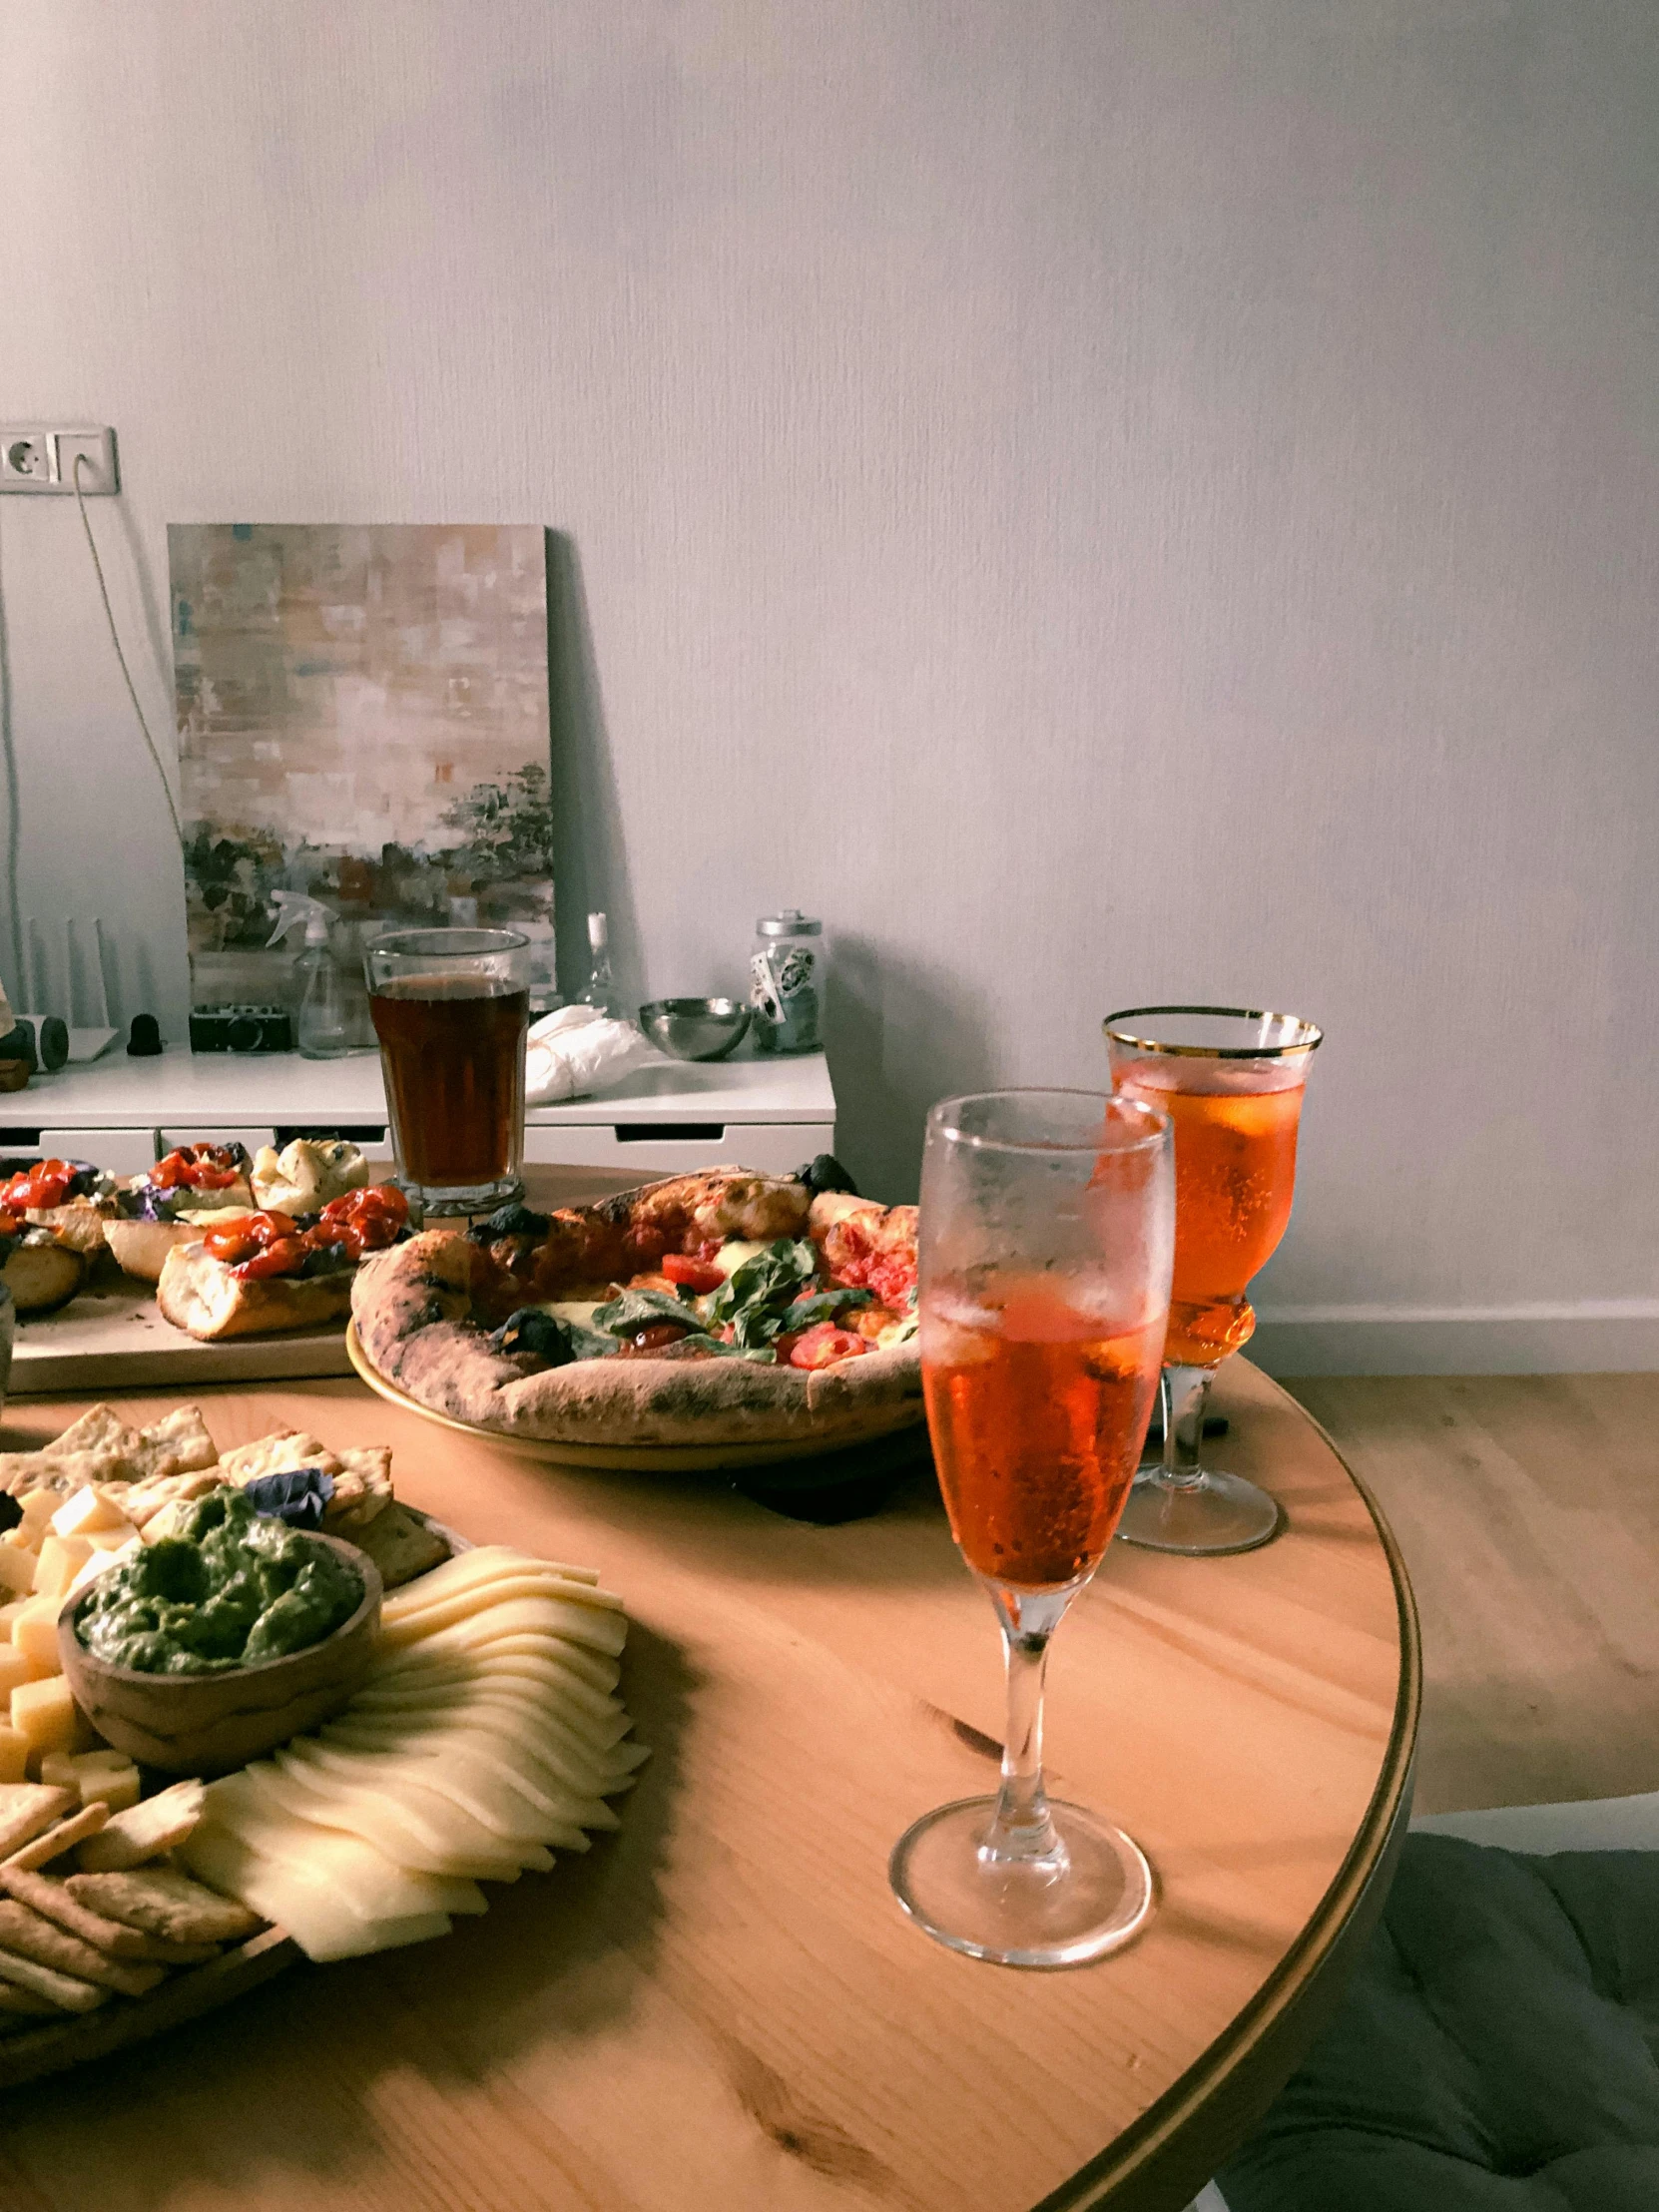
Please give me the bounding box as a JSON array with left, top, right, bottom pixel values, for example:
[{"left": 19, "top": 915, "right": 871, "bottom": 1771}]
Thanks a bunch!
[
  {"left": 922, "top": 1279, "right": 1165, "bottom": 1586},
  {"left": 364, "top": 926, "right": 533, "bottom": 1212},
  {"left": 1112, "top": 1064, "right": 1305, "bottom": 1367},
  {"left": 369, "top": 978, "right": 529, "bottom": 1191}
]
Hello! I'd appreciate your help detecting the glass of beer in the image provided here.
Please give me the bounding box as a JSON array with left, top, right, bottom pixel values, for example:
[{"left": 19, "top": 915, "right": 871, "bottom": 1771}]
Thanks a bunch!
[
  {"left": 889, "top": 1089, "right": 1174, "bottom": 1967},
  {"left": 1104, "top": 1007, "right": 1323, "bottom": 1555},
  {"left": 365, "top": 927, "right": 532, "bottom": 1216}
]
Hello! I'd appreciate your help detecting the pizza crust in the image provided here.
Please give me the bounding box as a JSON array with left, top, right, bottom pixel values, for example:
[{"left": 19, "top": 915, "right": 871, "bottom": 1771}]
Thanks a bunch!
[{"left": 352, "top": 1229, "right": 923, "bottom": 1449}]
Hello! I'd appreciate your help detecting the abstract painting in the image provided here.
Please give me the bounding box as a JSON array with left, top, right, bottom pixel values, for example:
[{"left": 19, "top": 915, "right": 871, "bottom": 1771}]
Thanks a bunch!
[{"left": 170, "top": 523, "right": 553, "bottom": 1042}]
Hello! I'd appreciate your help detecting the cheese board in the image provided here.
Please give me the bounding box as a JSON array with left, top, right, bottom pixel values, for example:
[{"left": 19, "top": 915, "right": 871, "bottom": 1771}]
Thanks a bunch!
[{"left": 0, "top": 1402, "right": 644, "bottom": 2085}]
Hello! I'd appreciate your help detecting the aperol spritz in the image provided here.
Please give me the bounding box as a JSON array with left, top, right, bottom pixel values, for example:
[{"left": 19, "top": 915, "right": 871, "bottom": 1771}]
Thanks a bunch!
[
  {"left": 890, "top": 1089, "right": 1173, "bottom": 1968},
  {"left": 1105, "top": 1008, "right": 1321, "bottom": 1554}
]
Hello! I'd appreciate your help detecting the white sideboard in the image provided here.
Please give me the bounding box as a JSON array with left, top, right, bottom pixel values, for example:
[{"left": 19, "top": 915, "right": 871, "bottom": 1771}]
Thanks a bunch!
[{"left": 0, "top": 1049, "right": 837, "bottom": 1179}]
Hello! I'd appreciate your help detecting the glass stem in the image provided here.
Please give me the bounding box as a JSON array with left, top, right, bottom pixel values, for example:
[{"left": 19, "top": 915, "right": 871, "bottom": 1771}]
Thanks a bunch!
[
  {"left": 980, "top": 1583, "right": 1075, "bottom": 1865},
  {"left": 1160, "top": 1363, "right": 1214, "bottom": 1492}
]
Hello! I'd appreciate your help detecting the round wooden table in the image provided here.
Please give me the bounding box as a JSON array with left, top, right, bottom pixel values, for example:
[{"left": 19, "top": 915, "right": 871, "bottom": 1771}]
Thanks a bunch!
[{"left": 0, "top": 1359, "right": 1416, "bottom": 2212}]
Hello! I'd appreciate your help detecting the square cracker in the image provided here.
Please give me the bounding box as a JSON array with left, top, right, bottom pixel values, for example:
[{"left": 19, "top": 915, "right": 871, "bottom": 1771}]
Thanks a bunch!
[
  {"left": 0, "top": 1899, "right": 164, "bottom": 1995},
  {"left": 350, "top": 1500, "right": 449, "bottom": 1588},
  {"left": 75, "top": 1780, "right": 204, "bottom": 1872},
  {"left": 66, "top": 1867, "right": 262, "bottom": 1945},
  {"left": 127, "top": 1406, "right": 219, "bottom": 1480},
  {"left": 218, "top": 1431, "right": 339, "bottom": 1485},
  {"left": 0, "top": 1950, "right": 108, "bottom": 2013},
  {"left": 0, "top": 1787, "right": 77, "bottom": 1862},
  {"left": 45, "top": 1406, "right": 138, "bottom": 1461},
  {"left": 8, "top": 1803, "right": 109, "bottom": 1872},
  {"left": 325, "top": 1447, "right": 393, "bottom": 1529}
]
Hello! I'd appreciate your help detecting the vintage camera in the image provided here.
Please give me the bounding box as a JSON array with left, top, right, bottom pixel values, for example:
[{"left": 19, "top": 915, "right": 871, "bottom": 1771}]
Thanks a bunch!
[{"left": 188, "top": 1004, "right": 294, "bottom": 1054}]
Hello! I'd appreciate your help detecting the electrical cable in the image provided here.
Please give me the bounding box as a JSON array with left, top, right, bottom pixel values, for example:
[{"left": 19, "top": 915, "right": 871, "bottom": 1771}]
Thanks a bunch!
[{"left": 71, "top": 451, "right": 184, "bottom": 847}]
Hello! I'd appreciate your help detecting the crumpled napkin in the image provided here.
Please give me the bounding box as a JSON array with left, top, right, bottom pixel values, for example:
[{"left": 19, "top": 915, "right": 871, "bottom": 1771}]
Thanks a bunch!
[{"left": 524, "top": 1004, "right": 670, "bottom": 1104}]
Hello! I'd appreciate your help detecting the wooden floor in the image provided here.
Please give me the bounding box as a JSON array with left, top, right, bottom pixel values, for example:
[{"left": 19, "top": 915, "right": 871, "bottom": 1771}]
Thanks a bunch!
[{"left": 1282, "top": 1374, "right": 1659, "bottom": 1818}]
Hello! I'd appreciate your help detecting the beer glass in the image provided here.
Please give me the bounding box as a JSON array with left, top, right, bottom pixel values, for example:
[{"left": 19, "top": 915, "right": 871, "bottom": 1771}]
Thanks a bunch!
[
  {"left": 1104, "top": 1007, "right": 1322, "bottom": 1554},
  {"left": 889, "top": 1089, "right": 1174, "bottom": 1967},
  {"left": 366, "top": 927, "right": 531, "bottom": 1216}
]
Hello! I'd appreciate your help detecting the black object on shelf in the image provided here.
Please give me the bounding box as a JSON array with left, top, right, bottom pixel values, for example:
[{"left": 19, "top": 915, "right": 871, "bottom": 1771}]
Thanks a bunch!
[{"left": 126, "top": 1014, "right": 163, "bottom": 1057}]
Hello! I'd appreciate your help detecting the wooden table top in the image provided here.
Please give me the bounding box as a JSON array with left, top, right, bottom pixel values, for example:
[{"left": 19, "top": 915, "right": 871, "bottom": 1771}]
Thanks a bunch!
[{"left": 0, "top": 1361, "right": 1417, "bottom": 2212}]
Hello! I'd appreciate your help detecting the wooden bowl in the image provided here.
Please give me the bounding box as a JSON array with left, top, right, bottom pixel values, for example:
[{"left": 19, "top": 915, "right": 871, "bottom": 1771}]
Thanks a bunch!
[{"left": 58, "top": 1535, "right": 383, "bottom": 1777}]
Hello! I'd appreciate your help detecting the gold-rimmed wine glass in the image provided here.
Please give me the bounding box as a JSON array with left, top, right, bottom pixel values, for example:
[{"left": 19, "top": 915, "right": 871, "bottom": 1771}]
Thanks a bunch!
[{"left": 1104, "top": 1007, "right": 1322, "bottom": 1555}]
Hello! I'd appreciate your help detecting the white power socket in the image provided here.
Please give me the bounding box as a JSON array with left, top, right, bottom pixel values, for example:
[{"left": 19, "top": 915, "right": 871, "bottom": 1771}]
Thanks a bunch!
[{"left": 0, "top": 425, "right": 118, "bottom": 495}]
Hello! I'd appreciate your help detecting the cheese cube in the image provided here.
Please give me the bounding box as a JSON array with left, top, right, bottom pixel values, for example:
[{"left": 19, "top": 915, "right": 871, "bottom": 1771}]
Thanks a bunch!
[
  {"left": 11, "top": 1676, "right": 77, "bottom": 1769},
  {"left": 71, "top": 1754, "right": 139, "bottom": 1813},
  {"left": 49, "top": 1486, "right": 130, "bottom": 1541},
  {"left": 86, "top": 1521, "right": 139, "bottom": 1552},
  {"left": 0, "top": 1728, "right": 28, "bottom": 1784},
  {"left": 18, "top": 1491, "right": 58, "bottom": 1537},
  {"left": 32, "top": 1535, "right": 94, "bottom": 1600},
  {"left": 68, "top": 1537, "right": 137, "bottom": 1598},
  {"left": 12, "top": 1595, "right": 65, "bottom": 1674},
  {"left": 38, "top": 1752, "right": 80, "bottom": 1792},
  {"left": 0, "top": 1647, "right": 35, "bottom": 1700},
  {"left": 0, "top": 1600, "right": 27, "bottom": 1637},
  {"left": 0, "top": 1544, "right": 36, "bottom": 1599}
]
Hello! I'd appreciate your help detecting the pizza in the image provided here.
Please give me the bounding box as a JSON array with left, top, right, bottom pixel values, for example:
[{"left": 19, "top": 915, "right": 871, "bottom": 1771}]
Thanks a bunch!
[{"left": 351, "top": 1163, "right": 922, "bottom": 1449}]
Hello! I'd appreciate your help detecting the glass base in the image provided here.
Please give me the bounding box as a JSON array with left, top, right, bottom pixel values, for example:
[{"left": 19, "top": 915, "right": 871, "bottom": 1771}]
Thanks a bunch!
[
  {"left": 400, "top": 1173, "right": 523, "bottom": 1220},
  {"left": 1115, "top": 1466, "right": 1283, "bottom": 1555},
  {"left": 889, "top": 1796, "right": 1154, "bottom": 1967}
]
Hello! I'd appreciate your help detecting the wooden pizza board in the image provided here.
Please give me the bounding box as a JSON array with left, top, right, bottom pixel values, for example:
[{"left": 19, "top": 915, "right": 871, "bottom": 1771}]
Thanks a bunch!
[{"left": 7, "top": 1273, "right": 351, "bottom": 1396}]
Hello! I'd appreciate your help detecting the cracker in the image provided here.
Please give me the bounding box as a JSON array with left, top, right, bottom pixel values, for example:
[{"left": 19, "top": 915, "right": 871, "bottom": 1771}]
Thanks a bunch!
[
  {"left": 0, "top": 1868, "right": 162, "bottom": 1958},
  {"left": 65, "top": 1867, "right": 261, "bottom": 1945},
  {"left": 326, "top": 1446, "right": 393, "bottom": 1529},
  {"left": 0, "top": 1900, "right": 165, "bottom": 1995},
  {"left": 218, "top": 1431, "right": 338, "bottom": 1485},
  {"left": 75, "top": 1780, "right": 204, "bottom": 1872},
  {"left": 8, "top": 1802, "right": 109, "bottom": 1872},
  {"left": 0, "top": 1950, "right": 108, "bottom": 2013},
  {"left": 0, "top": 1979, "right": 59, "bottom": 2016},
  {"left": 128, "top": 1406, "right": 219, "bottom": 1480},
  {"left": 45, "top": 1406, "right": 137, "bottom": 1461},
  {"left": 0, "top": 1787, "right": 77, "bottom": 1862},
  {"left": 350, "top": 1500, "right": 449, "bottom": 1589}
]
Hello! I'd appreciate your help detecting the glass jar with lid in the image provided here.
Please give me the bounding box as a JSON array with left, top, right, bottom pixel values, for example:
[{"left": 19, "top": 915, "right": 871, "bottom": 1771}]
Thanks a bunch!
[{"left": 749, "top": 911, "right": 824, "bottom": 1053}]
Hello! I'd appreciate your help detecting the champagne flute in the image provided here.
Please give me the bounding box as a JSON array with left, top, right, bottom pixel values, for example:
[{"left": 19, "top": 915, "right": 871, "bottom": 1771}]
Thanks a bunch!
[
  {"left": 889, "top": 1089, "right": 1174, "bottom": 1967},
  {"left": 1104, "top": 1006, "right": 1323, "bottom": 1555}
]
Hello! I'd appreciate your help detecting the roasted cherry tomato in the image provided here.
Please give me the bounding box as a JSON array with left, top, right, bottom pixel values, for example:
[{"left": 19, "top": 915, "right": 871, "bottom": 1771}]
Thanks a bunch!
[
  {"left": 661, "top": 1253, "right": 725, "bottom": 1294},
  {"left": 236, "top": 1235, "right": 311, "bottom": 1281},
  {"left": 151, "top": 1144, "right": 243, "bottom": 1193},
  {"left": 779, "top": 1322, "right": 868, "bottom": 1372},
  {"left": 204, "top": 1210, "right": 295, "bottom": 1265},
  {"left": 316, "top": 1184, "right": 409, "bottom": 1259},
  {"left": 0, "top": 1209, "right": 22, "bottom": 1238},
  {"left": 1, "top": 1160, "right": 74, "bottom": 1212}
]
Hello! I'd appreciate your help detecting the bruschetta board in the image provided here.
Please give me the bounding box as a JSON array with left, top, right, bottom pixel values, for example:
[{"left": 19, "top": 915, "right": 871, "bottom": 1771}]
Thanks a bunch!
[{"left": 8, "top": 1280, "right": 354, "bottom": 1395}]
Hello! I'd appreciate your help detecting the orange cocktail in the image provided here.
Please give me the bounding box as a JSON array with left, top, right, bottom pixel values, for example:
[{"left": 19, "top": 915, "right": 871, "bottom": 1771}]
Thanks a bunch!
[
  {"left": 891, "top": 1088, "right": 1173, "bottom": 1970},
  {"left": 1103, "top": 1008, "right": 1322, "bottom": 1558},
  {"left": 1111, "top": 1068, "right": 1306, "bottom": 1367},
  {"left": 924, "top": 1279, "right": 1165, "bottom": 1586}
]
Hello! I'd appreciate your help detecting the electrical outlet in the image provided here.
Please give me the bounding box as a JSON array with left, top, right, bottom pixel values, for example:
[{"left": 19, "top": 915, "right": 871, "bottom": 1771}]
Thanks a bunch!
[{"left": 0, "top": 424, "right": 118, "bottom": 495}]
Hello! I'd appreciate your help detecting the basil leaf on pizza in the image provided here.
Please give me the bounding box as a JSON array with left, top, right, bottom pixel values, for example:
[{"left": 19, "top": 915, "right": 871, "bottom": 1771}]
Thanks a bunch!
[
  {"left": 779, "top": 1287, "right": 874, "bottom": 1332},
  {"left": 592, "top": 1287, "right": 699, "bottom": 1336}
]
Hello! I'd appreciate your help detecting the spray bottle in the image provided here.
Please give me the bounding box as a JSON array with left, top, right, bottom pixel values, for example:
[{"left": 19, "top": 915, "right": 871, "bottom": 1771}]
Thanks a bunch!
[{"left": 267, "top": 893, "right": 352, "bottom": 1060}]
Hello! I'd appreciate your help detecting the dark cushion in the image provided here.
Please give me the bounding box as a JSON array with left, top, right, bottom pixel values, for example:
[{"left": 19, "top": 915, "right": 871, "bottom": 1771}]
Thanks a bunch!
[{"left": 1219, "top": 1836, "right": 1659, "bottom": 2210}]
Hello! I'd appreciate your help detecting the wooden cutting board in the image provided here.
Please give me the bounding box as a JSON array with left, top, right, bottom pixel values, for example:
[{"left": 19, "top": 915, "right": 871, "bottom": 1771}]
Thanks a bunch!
[{"left": 5, "top": 1274, "right": 351, "bottom": 1395}]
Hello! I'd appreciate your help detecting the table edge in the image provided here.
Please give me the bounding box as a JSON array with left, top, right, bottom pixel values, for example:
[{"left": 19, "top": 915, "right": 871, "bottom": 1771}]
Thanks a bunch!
[{"left": 1036, "top": 1366, "right": 1423, "bottom": 2212}]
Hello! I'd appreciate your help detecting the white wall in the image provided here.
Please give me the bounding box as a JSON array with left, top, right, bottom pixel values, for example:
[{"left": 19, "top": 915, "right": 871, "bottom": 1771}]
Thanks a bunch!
[{"left": 2, "top": 0, "right": 1656, "bottom": 1373}]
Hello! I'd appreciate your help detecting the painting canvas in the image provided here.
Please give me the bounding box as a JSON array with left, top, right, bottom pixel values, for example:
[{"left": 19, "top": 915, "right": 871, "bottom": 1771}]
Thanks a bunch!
[{"left": 170, "top": 523, "right": 553, "bottom": 1044}]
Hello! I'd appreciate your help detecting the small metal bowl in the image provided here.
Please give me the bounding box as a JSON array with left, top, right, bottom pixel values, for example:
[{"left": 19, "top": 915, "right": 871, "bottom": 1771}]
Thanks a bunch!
[{"left": 638, "top": 996, "right": 753, "bottom": 1062}]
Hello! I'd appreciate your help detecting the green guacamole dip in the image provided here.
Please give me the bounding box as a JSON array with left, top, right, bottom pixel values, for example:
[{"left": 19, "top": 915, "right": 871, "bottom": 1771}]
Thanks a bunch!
[{"left": 75, "top": 1488, "right": 363, "bottom": 1676}]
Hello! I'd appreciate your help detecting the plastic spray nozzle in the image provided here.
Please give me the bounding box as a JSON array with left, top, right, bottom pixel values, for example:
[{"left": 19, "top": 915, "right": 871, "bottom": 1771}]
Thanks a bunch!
[{"left": 266, "top": 892, "right": 335, "bottom": 949}]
